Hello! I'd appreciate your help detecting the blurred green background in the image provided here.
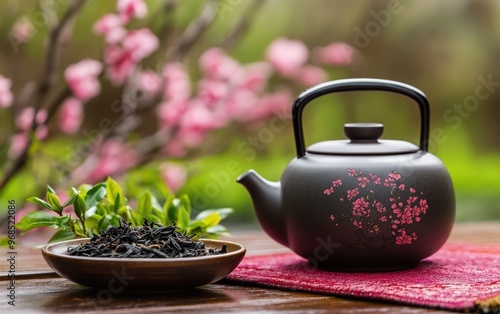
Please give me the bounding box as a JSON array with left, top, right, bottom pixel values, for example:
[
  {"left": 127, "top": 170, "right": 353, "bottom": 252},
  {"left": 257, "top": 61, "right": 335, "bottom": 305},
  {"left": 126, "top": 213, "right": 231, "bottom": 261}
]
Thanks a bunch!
[{"left": 0, "top": 0, "right": 499, "bottom": 226}]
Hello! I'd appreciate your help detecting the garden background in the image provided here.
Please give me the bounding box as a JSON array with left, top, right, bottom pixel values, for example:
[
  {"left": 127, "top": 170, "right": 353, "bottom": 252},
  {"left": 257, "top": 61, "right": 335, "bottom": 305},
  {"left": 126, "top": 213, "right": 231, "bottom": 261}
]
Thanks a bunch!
[{"left": 0, "top": 0, "right": 499, "bottom": 233}]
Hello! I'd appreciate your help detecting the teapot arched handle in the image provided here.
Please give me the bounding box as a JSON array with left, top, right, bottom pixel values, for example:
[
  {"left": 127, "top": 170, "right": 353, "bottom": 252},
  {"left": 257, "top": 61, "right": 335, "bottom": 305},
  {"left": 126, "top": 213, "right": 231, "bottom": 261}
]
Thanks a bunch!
[{"left": 292, "top": 78, "right": 430, "bottom": 158}]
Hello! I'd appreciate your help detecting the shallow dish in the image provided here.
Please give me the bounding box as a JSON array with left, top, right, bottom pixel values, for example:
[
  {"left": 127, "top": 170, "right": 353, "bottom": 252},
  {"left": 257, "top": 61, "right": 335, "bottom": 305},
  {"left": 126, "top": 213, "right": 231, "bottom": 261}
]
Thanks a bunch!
[{"left": 42, "top": 238, "right": 246, "bottom": 292}]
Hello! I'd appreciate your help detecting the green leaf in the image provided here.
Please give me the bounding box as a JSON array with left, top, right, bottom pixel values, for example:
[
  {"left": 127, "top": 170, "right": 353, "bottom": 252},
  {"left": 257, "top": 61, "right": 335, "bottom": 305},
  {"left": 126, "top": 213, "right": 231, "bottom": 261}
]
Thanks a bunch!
[
  {"left": 162, "top": 195, "right": 175, "bottom": 226},
  {"left": 16, "top": 211, "right": 58, "bottom": 233},
  {"left": 95, "top": 204, "right": 108, "bottom": 216},
  {"left": 48, "top": 229, "right": 76, "bottom": 243},
  {"left": 178, "top": 194, "right": 192, "bottom": 216},
  {"left": 55, "top": 215, "right": 71, "bottom": 228},
  {"left": 137, "top": 190, "right": 153, "bottom": 217},
  {"left": 206, "top": 225, "right": 230, "bottom": 237},
  {"left": 97, "top": 215, "right": 112, "bottom": 231},
  {"left": 129, "top": 210, "right": 145, "bottom": 226},
  {"left": 62, "top": 189, "right": 78, "bottom": 208},
  {"left": 195, "top": 208, "right": 233, "bottom": 221},
  {"left": 73, "top": 194, "right": 86, "bottom": 221},
  {"left": 47, "top": 185, "right": 56, "bottom": 194},
  {"left": 106, "top": 177, "right": 123, "bottom": 206},
  {"left": 176, "top": 204, "right": 190, "bottom": 230},
  {"left": 46, "top": 192, "right": 62, "bottom": 214},
  {"left": 84, "top": 214, "right": 102, "bottom": 230},
  {"left": 200, "top": 212, "right": 221, "bottom": 228},
  {"left": 27, "top": 197, "right": 53, "bottom": 210},
  {"left": 85, "top": 183, "right": 106, "bottom": 209}
]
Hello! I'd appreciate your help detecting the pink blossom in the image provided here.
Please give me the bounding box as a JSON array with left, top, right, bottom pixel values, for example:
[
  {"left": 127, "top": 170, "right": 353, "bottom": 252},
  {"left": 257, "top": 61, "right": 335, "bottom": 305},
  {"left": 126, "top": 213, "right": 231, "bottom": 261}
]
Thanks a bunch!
[
  {"left": 352, "top": 197, "right": 369, "bottom": 216},
  {"left": 379, "top": 216, "right": 387, "bottom": 222},
  {"left": 16, "top": 108, "right": 47, "bottom": 131},
  {"left": 295, "top": 65, "right": 327, "bottom": 86},
  {"left": 8, "top": 133, "right": 29, "bottom": 159},
  {"left": 314, "top": 42, "right": 356, "bottom": 66},
  {"left": 388, "top": 171, "right": 401, "bottom": 180},
  {"left": 347, "top": 168, "right": 357, "bottom": 177},
  {"left": 82, "top": 138, "right": 139, "bottom": 183},
  {"left": 10, "top": 16, "right": 35, "bottom": 44},
  {"left": 353, "top": 220, "right": 363, "bottom": 228},
  {"left": 395, "top": 229, "right": 416, "bottom": 245},
  {"left": 347, "top": 188, "right": 359, "bottom": 201},
  {"left": 241, "top": 90, "right": 292, "bottom": 123},
  {"left": 324, "top": 187, "right": 334, "bottom": 195},
  {"left": 199, "top": 48, "right": 240, "bottom": 81},
  {"left": 65, "top": 59, "right": 103, "bottom": 101},
  {"left": 357, "top": 176, "right": 370, "bottom": 188},
  {"left": 93, "top": 14, "right": 125, "bottom": 42},
  {"left": 136, "top": 70, "right": 162, "bottom": 96},
  {"left": 117, "top": 0, "right": 147, "bottom": 23},
  {"left": 0, "top": 75, "right": 13, "bottom": 108},
  {"left": 330, "top": 214, "right": 335, "bottom": 221},
  {"left": 410, "top": 187, "right": 416, "bottom": 193},
  {"left": 373, "top": 201, "right": 386, "bottom": 213},
  {"left": 104, "top": 29, "right": 158, "bottom": 85},
  {"left": 93, "top": 14, "right": 126, "bottom": 43},
  {"left": 233, "top": 62, "right": 272, "bottom": 92},
  {"left": 59, "top": 97, "right": 83, "bottom": 134},
  {"left": 266, "top": 38, "right": 309, "bottom": 76},
  {"left": 419, "top": 199, "right": 428, "bottom": 214},
  {"left": 198, "top": 79, "right": 230, "bottom": 105},
  {"left": 123, "top": 29, "right": 159, "bottom": 61},
  {"left": 104, "top": 46, "right": 135, "bottom": 85},
  {"left": 163, "top": 63, "right": 191, "bottom": 101},
  {"left": 370, "top": 173, "right": 381, "bottom": 185},
  {"left": 161, "top": 162, "right": 187, "bottom": 193},
  {"left": 332, "top": 179, "right": 342, "bottom": 187},
  {"left": 157, "top": 100, "right": 188, "bottom": 129},
  {"left": 94, "top": 14, "right": 122, "bottom": 35},
  {"left": 35, "top": 125, "right": 48, "bottom": 140},
  {"left": 223, "top": 88, "right": 258, "bottom": 122},
  {"left": 177, "top": 100, "right": 223, "bottom": 147},
  {"left": 163, "top": 138, "right": 186, "bottom": 157}
]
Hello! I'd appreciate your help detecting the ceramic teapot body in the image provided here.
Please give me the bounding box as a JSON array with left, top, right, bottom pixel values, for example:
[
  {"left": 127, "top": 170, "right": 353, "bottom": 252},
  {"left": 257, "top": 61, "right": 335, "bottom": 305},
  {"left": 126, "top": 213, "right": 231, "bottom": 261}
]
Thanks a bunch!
[{"left": 237, "top": 79, "right": 455, "bottom": 271}]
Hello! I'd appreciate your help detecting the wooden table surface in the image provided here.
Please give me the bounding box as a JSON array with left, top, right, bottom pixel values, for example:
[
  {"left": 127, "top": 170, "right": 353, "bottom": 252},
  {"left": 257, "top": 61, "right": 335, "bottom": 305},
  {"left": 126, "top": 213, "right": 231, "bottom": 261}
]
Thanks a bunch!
[{"left": 1, "top": 221, "right": 499, "bottom": 314}]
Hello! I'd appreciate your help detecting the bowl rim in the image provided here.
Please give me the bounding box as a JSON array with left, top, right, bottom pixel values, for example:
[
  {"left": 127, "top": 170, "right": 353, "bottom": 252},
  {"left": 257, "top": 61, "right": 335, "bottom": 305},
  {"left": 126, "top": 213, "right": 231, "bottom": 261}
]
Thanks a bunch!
[{"left": 41, "top": 238, "right": 246, "bottom": 263}]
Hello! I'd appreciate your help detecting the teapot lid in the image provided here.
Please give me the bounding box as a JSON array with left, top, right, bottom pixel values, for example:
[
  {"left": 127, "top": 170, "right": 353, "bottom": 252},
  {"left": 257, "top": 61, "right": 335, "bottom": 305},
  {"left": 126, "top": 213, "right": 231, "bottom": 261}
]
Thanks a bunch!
[{"left": 306, "top": 123, "right": 419, "bottom": 156}]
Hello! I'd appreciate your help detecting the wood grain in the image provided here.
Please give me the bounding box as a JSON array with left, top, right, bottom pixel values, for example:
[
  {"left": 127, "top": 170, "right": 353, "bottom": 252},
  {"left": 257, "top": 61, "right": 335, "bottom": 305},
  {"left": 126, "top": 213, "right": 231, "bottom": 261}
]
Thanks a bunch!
[{"left": 1, "top": 221, "right": 499, "bottom": 313}]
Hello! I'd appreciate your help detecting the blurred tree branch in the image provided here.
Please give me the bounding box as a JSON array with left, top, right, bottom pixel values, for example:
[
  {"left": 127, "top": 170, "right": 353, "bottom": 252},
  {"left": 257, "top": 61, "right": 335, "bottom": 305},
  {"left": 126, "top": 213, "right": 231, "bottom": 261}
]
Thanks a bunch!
[{"left": 0, "top": 0, "right": 87, "bottom": 193}]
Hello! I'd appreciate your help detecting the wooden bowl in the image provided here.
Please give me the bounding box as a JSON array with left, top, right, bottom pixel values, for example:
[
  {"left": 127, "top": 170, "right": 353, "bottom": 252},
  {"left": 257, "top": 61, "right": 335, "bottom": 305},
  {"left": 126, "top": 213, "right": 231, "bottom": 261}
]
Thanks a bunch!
[{"left": 42, "top": 238, "right": 246, "bottom": 292}]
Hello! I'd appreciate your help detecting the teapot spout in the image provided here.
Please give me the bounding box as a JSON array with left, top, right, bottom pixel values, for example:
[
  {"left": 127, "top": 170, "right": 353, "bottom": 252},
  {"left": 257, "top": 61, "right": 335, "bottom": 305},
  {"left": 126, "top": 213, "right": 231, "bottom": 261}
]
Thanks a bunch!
[{"left": 237, "top": 170, "right": 287, "bottom": 246}]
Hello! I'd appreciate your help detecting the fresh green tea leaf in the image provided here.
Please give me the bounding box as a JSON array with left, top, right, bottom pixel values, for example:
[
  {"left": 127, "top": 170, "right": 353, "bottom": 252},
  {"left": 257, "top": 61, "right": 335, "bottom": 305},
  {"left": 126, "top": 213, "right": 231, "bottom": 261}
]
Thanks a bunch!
[
  {"left": 176, "top": 205, "right": 190, "bottom": 230},
  {"left": 55, "top": 215, "right": 71, "bottom": 228},
  {"left": 73, "top": 194, "right": 86, "bottom": 221},
  {"left": 137, "top": 190, "right": 153, "bottom": 217},
  {"left": 201, "top": 212, "right": 221, "bottom": 228},
  {"left": 195, "top": 208, "right": 233, "bottom": 220},
  {"left": 163, "top": 195, "right": 175, "bottom": 226},
  {"left": 46, "top": 192, "right": 62, "bottom": 214},
  {"left": 85, "top": 183, "right": 106, "bottom": 209},
  {"left": 27, "top": 197, "right": 54, "bottom": 210},
  {"left": 206, "top": 225, "right": 230, "bottom": 237},
  {"left": 178, "top": 194, "right": 192, "bottom": 216},
  {"left": 16, "top": 211, "right": 59, "bottom": 232},
  {"left": 48, "top": 229, "right": 76, "bottom": 243},
  {"left": 106, "top": 177, "right": 123, "bottom": 206},
  {"left": 47, "top": 185, "right": 56, "bottom": 194},
  {"left": 62, "top": 189, "right": 78, "bottom": 208}
]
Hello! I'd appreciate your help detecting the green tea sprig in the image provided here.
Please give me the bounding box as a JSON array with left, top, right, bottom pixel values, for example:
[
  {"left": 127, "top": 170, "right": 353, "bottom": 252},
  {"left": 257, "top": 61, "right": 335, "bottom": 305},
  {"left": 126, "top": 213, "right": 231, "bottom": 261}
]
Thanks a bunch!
[{"left": 17, "top": 177, "right": 232, "bottom": 243}]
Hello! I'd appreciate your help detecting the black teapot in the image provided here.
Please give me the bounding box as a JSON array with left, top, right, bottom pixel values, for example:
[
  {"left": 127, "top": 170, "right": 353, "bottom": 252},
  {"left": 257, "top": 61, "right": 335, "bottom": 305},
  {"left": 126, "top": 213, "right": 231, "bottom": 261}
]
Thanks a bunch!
[{"left": 238, "top": 78, "right": 455, "bottom": 271}]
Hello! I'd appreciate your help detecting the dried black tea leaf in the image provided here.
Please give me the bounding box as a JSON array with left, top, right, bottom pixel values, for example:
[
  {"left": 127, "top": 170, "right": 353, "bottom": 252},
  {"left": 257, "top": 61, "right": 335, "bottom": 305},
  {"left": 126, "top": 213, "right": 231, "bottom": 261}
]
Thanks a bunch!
[{"left": 67, "top": 219, "right": 227, "bottom": 258}]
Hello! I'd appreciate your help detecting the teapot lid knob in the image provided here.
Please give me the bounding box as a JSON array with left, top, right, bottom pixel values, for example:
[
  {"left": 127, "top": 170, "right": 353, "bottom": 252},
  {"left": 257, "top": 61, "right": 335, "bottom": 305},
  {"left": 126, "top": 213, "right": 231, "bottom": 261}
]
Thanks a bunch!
[{"left": 344, "top": 123, "right": 384, "bottom": 142}]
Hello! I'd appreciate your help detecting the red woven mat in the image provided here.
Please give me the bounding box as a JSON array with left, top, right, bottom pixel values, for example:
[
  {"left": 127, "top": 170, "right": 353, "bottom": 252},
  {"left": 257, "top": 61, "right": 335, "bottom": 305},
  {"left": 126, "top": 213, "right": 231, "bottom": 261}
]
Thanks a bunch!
[{"left": 224, "top": 242, "right": 500, "bottom": 312}]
